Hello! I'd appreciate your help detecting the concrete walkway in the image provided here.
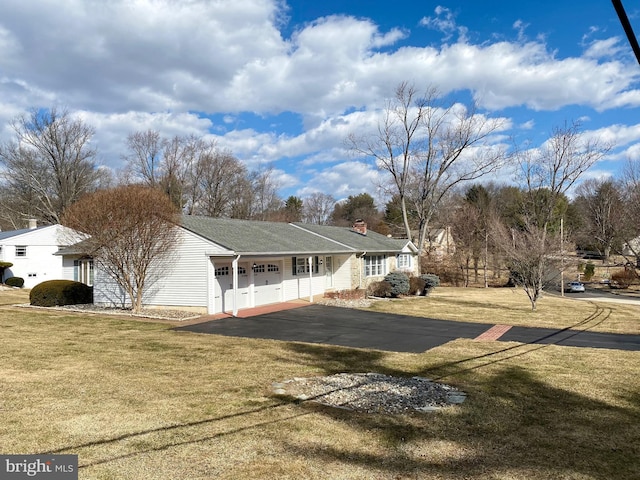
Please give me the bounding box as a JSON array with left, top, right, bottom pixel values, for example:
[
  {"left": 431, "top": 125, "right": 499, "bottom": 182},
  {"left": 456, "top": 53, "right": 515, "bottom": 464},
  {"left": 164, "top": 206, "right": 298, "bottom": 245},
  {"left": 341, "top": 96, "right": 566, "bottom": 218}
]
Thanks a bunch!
[{"left": 175, "top": 303, "right": 640, "bottom": 353}]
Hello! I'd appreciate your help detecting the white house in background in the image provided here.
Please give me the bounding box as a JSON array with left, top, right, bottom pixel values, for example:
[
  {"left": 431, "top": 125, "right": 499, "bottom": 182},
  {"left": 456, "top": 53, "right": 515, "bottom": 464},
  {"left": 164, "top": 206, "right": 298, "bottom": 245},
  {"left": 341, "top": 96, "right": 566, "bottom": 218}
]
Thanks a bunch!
[
  {"left": 412, "top": 226, "right": 456, "bottom": 258},
  {"left": 622, "top": 236, "right": 640, "bottom": 258},
  {"left": 61, "top": 216, "right": 419, "bottom": 316},
  {"left": 0, "top": 220, "right": 85, "bottom": 288}
]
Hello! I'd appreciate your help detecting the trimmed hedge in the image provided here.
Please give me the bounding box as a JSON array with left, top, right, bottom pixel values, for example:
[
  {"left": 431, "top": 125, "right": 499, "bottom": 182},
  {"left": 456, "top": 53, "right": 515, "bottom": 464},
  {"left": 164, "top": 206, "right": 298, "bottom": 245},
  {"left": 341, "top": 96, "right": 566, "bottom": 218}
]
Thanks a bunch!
[
  {"left": 5, "top": 276, "right": 24, "bottom": 288},
  {"left": 30, "top": 280, "right": 93, "bottom": 307}
]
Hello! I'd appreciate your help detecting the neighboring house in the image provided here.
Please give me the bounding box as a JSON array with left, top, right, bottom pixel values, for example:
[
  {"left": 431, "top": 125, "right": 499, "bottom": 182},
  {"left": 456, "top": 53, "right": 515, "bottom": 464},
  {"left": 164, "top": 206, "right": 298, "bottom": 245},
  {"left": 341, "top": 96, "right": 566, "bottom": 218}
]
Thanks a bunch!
[
  {"left": 622, "top": 236, "right": 640, "bottom": 258},
  {"left": 0, "top": 220, "right": 85, "bottom": 288},
  {"left": 411, "top": 226, "right": 456, "bottom": 258},
  {"left": 62, "top": 216, "right": 419, "bottom": 316}
]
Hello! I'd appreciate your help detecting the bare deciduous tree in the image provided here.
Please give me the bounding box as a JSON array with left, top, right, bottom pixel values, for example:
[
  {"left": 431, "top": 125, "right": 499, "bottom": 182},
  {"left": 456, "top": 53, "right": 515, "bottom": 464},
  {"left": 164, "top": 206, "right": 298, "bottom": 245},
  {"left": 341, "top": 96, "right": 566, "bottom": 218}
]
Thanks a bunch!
[
  {"left": 123, "top": 130, "right": 261, "bottom": 218},
  {"left": 123, "top": 130, "right": 163, "bottom": 187},
  {"left": 573, "top": 178, "right": 625, "bottom": 261},
  {"left": 348, "top": 82, "right": 507, "bottom": 260},
  {"left": 62, "top": 185, "right": 179, "bottom": 313},
  {"left": 0, "top": 107, "right": 101, "bottom": 224},
  {"left": 496, "top": 122, "right": 612, "bottom": 310},
  {"left": 303, "top": 192, "right": 336, "bottom": 224},
  {"left": 250, "top": 166, "right": 283, "bottom": 221},
  {"left": 618, "top": 160, "right": 640, "bottom": 262},
  {"left": 188, "top": 150, "right": 250, "bottom": 217}
]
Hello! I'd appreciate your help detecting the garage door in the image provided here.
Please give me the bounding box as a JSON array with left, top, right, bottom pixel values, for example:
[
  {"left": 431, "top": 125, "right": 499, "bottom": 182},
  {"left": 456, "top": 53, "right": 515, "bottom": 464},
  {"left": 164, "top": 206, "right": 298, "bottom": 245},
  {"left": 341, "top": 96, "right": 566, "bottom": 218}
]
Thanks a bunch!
[
  {"left": 254, "top": 263, "right": 282, "bottom": 306},
  {"left": 215, "top": 264, "right": 249, "bottom": 312}
]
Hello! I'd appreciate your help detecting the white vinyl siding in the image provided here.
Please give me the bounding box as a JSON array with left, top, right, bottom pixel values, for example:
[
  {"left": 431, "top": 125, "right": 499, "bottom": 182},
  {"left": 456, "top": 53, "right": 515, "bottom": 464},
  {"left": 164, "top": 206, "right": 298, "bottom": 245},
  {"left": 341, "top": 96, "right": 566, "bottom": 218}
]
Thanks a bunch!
[{"left": 94, "top": 228, "right": 229, "bottom": 309}]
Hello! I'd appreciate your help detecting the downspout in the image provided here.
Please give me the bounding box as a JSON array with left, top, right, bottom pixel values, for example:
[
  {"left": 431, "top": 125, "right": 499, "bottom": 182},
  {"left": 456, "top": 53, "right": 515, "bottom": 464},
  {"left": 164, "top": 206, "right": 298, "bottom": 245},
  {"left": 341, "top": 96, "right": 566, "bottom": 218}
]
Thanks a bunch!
[{"left": 232, "top": 255, "right": 241, "bottom": 317}]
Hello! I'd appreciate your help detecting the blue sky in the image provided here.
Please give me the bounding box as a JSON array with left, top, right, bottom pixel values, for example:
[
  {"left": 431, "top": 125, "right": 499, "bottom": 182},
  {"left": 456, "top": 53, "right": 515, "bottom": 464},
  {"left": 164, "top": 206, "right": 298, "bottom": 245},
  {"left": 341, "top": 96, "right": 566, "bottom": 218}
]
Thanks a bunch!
[{"left": 1, "top": 0, "right": 640, "bottom": 204}]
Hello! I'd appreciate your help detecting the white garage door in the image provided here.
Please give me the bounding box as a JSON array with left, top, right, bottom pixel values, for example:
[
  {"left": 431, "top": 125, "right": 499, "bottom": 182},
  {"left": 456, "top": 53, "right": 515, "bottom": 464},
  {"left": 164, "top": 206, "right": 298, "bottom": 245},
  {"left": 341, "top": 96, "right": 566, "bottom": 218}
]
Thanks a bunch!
[
  {"left": 253, "top": 263, "right": 282, "bottom": 306},
  {"left": 215, "top": 264, "right": 249, "bottom": 313}
]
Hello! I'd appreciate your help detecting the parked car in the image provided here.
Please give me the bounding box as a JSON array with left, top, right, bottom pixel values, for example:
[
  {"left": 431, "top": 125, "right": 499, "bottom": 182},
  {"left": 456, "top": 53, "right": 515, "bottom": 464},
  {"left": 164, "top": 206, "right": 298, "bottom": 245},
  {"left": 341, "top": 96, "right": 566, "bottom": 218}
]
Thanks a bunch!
[{"left": 568, "top": 281, "right": 585, "bottom": 293}]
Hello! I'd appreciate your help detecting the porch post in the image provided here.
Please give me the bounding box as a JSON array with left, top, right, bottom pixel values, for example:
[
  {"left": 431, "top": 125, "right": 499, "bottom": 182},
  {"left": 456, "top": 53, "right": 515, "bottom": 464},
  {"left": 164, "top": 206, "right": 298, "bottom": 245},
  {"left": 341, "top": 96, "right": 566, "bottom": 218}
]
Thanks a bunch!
[
  {"left": 232, "top": 255, "right": 240, "bottom": 317},
  {"left": 308, "top": 256, "right": 313, "bottom": 302}
]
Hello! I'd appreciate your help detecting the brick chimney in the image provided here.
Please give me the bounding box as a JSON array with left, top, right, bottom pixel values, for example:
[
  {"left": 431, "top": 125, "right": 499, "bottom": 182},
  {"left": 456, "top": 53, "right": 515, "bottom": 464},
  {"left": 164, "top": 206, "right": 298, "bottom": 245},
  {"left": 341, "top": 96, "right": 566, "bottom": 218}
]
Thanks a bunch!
[
  {"left": 28, "top": 219, "right": 37, "bottom": 230},
  {"left": 352, "top": 219, "right": 367, "bottom": 236}
]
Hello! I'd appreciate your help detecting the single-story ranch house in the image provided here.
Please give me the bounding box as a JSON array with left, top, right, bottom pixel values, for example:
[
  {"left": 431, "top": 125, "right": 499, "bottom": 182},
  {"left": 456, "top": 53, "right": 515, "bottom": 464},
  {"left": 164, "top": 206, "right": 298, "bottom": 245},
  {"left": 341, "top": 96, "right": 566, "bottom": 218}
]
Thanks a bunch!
[{"left": 61, "top": 216, "right": 419, "bottom": 316}]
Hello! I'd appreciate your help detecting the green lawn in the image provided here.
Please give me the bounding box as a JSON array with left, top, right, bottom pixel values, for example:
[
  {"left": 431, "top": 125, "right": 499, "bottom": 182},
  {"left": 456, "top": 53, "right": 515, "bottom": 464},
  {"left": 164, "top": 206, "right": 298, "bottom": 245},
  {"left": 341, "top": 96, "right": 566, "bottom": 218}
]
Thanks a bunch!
[{"left": 0, "top": 288, "right": 638, "bottom": 479}]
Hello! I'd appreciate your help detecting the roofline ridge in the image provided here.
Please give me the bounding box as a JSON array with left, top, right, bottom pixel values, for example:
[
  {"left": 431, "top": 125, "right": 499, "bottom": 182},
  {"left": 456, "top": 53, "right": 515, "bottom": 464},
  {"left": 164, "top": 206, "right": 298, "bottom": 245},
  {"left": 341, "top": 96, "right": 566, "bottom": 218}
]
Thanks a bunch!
[{"left": 289, "top": 223, "right": 357, "bottom": 251}]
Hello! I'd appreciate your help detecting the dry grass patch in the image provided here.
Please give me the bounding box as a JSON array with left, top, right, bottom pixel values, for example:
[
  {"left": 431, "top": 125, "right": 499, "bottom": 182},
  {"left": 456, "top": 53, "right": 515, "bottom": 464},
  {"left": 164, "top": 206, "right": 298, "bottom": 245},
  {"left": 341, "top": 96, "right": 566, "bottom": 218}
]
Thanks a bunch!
[
  {"left": 0, "top": 287, "right": 29, "bottom": 305},
  {"left": 367, "top": 287, "right": 640, "bottom": 334},
  {"left": 0, "top": 291, "right": 639, "bottom": 479}
]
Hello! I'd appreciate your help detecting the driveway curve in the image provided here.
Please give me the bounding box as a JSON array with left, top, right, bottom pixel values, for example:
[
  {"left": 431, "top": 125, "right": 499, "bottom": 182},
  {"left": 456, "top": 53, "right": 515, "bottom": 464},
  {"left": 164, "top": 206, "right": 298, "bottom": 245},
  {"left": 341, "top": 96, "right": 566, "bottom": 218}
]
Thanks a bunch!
[{"left": 175, "top": 304, "right": 640, "bottom": 353}]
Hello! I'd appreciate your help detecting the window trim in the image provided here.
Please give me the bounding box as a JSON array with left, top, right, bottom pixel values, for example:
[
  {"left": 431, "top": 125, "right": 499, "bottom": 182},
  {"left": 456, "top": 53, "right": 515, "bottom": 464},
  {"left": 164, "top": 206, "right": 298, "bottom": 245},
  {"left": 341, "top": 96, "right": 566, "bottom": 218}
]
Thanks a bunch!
[
  {"left": 291, "top": 256, "right": 319, "bottom": 275},
  {"left": 364, "top": 255, "right": 386, "bottom": 277},
  {"left": 73, "top": 258, "right": 94, "bottom": 286},
  {"left": 397, "top": 253, "right": 412, "bottom": 270}
]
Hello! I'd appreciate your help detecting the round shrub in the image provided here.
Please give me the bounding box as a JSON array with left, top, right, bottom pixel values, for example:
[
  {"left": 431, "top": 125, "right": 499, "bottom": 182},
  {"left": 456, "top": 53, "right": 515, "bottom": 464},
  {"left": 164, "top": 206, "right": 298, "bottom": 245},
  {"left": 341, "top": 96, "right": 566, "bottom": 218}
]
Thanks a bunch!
[
  {"left": 384, "top": 272, "right": 410, "bottom": 297},
  {"left": 409, "top": 276, "right": 426, "bottom": 295},
  {"left": 420, "top": 274, "right": 440, "bottom": 294},
  {"left": 367, "top": 280, "right": 392, "bottom": 298},
  {"left": 30, "top": 280, "right": 93, "bottom": 307},
  {"left": 5, "top": 276, "right": 24, "bottom": 288}
]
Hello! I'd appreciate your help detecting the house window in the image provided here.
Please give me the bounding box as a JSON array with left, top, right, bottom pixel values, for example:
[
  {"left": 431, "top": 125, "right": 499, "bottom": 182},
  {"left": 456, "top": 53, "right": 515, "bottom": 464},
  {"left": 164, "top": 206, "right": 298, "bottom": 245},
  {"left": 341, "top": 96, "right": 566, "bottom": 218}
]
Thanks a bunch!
[
  {"left": 267, "top": 264, "right": 279, "bottom": 272},
  {"left": 15, "top": 246, "right": 27, "bottom": 257},
  {"left": 73, "top": 259, "right": 94, "bottom": 286},
  {"left": 215, "top": 266, "right": 229, "bottom": 276},
  {"left": 397, "top": 254, "right": 412, "bottom": 270},
  {"left": 364, "top": 255, "right": 386, "bottom": 277},
  {"left": 237, "top": 267, "right": 247, "bottom": 275},
  {"left": 292, "top": 256, "right": 319, "bottom": 275},
  {"left": 253, "top": 264, "right": 265, "bottom": 273}
]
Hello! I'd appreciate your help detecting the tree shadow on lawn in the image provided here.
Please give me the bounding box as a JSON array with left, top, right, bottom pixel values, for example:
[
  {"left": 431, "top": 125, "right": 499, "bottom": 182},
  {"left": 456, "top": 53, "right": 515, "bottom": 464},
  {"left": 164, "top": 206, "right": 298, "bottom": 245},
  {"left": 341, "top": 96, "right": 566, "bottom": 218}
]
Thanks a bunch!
[{"left": 278, "top": 363, "right": 640, "bottom": 479}]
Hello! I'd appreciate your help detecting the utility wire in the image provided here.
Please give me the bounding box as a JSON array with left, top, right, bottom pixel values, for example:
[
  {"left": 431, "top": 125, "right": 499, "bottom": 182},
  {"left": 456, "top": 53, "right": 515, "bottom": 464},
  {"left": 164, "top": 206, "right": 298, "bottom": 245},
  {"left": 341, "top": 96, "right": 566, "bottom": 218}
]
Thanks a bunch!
[{"left": 612, "top": 0, "right": 640, "bottom": 65}]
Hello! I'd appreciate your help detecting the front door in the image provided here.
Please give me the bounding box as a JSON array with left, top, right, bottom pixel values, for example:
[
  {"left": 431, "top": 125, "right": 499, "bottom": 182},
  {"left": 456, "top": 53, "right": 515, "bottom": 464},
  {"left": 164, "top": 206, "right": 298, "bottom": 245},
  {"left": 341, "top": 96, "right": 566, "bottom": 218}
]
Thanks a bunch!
[{"left": 325, "top": 256, "right": 333, "bottom": 288}]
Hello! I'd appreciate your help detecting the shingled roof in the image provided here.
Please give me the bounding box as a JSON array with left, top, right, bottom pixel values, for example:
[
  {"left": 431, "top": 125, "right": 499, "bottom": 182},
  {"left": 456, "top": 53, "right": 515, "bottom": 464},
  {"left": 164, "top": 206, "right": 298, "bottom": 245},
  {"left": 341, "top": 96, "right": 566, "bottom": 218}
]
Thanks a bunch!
[
  {"left": 293, "top": 222, "right": 415, "bottom": 253},
  {"left": 180, "top": 216, "right": 355, "bottom": 255}
]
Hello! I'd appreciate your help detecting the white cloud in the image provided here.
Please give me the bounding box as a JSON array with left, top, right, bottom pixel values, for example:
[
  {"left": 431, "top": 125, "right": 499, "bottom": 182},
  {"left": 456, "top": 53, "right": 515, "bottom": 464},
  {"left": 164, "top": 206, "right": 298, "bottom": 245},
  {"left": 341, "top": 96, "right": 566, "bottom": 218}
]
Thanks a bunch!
[
  {"left": 296, "top": 161, "right": 383, "bottom": 202},
  {"left": 1, "top": 0, "right": 640, "bottom": 200}
]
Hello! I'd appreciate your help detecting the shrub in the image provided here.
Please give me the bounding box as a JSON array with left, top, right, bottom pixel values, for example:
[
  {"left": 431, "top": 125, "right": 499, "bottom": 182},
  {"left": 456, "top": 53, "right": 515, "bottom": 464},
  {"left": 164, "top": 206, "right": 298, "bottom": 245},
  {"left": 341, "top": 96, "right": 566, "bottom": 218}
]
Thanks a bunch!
[
  {"left": 0, "top": 261, "right": 13, "bottom": 282},
  {"left": 610, "top": 268, "right": 638, "bottom": 289},
  {"left": 421, "top": 274, "right": 440, "bottom": 292},
  {"left": 324, "top": 289, "right": 365, "bottom": 300},
  {"left": 384, "top": 272, "right": 410, "bottom": 297},
  {"left": 409, "top": 276, "right": 426, "bottom": 295},
  {"left": 30, "top": 280, "right": 93, "bottom": 307},
  {"left": 367, "top": 281, "right": 392, "bottom": 298},
  {"left": 583, "top": 262, "right": 595, "bottom": 281},
  {"left": 5, "top": 276, "right": 24, "bottom": 288}
]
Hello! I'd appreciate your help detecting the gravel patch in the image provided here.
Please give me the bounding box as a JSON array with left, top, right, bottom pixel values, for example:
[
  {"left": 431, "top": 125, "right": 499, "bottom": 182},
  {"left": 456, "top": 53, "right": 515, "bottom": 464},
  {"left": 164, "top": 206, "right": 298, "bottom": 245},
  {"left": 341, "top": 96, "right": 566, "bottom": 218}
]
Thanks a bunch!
[
  {"left": 316, "top": 297, "right": 378, "bottom": 309},
  {"left": 22, "top": 303, "right": 201, "bottom": 321},
  {"left": 273, "top": 372, "right": 466, "bottom": 414}
]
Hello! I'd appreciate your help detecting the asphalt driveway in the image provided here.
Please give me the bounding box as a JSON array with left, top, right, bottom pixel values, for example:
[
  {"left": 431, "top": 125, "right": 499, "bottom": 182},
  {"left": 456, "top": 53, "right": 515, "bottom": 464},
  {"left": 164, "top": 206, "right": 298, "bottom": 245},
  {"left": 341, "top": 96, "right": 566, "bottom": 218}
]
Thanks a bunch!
[{"left": 175, "top": 304, "right": 640, "bottom": 353}]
